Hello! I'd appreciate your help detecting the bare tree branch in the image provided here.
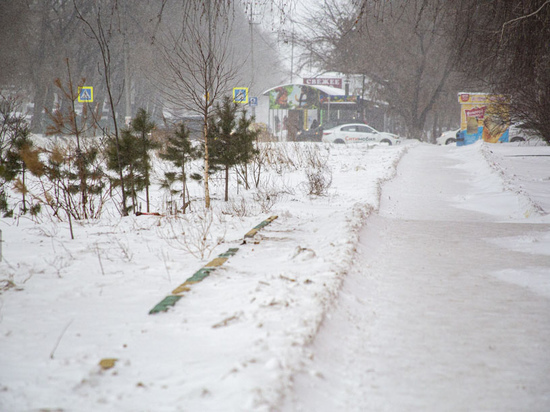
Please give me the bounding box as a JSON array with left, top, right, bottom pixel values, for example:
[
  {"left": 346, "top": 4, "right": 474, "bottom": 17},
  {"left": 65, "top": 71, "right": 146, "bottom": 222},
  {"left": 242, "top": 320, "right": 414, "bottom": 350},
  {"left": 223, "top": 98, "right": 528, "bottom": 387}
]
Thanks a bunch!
[{"left": 500, "top": 0, "right": 550, "bottom": 40}]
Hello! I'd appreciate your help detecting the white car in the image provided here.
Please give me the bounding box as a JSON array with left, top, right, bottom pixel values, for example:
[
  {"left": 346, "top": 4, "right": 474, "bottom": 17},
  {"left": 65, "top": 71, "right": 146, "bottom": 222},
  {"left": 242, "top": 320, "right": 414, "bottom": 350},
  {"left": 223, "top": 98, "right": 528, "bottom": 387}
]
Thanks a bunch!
[
  {"left": 508, "top": 123, "right": 548, "bottom": 144},
  {"left": 437, "top": 129, "right": 459, "bottom": 145},
  {"left": 321, "top": 123, "right": 400, "bottom": 145}
]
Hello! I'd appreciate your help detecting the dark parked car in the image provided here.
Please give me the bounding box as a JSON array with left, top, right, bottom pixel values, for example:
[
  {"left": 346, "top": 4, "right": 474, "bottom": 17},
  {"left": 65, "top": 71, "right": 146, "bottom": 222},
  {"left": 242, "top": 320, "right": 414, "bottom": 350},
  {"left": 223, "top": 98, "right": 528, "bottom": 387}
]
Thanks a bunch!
[{"left": 296, "top": 125, "right": 323, "bottom": 142}]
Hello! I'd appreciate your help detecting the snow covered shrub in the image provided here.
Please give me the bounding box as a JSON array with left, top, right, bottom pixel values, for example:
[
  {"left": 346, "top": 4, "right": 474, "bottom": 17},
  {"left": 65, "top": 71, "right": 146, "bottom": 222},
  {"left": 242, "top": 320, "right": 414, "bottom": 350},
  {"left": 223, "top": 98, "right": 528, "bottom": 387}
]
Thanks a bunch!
[
  {"left": 304, "top": 166, "right": 332, "bottom": 196},
  {"left": 249, "top": 122, "right": 275, "bottom": 142},
  {"left": 24, "top": 139, "right": 108, "bottom": 222},
  {"left": 253, "top": 187, "right": 278, "bottom": 213},
  {"left": 223, "top": 197, "right": 254, "bottom": 218},
  {"left": 259, "top": 142, "right": 299, "bottom": 174},
  {"left": 253, "top": 176, "right": 295, "bottom": 213},
  {"left": 297, "top": 143, "right": 332, "bottom": 196},
  {"left": 157, "top": 207, "right": 226, "bottom": 259},
  {"left": 295, "top": 143, "right": 330, "bottom": 170},
  {"left": 250, "top": 142, "right": 272, "bottom": 187}
]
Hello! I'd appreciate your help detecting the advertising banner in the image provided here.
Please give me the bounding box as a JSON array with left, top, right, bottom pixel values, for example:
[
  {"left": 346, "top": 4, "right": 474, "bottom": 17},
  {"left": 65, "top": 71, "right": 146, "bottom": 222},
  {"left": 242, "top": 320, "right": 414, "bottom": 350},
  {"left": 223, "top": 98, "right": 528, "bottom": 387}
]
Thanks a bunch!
[
  {"left": 319, "top": 94, "right": 357, "bottom": 104},
  {"left": 457, "top": 93, "right": 510, "bottom": 146},
  {"left": 269, "top": 85, "right": 320, "bottom": 110}
]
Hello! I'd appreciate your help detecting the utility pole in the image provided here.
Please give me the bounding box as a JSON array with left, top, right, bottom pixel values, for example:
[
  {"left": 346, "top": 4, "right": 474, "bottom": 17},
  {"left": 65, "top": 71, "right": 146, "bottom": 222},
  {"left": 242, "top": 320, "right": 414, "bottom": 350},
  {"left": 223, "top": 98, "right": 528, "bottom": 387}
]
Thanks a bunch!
[
  {"left": 249, "top": 1, "right": 255, "bottom": 86},
  {"left": 249, "top": 1, "right": 260, "bottom": 117},
  {"left": 290, "top": 29, "right": 294, "bottom": 83},
  {"left": 123, "top": 0, "right": 131, "bottom": 126}
]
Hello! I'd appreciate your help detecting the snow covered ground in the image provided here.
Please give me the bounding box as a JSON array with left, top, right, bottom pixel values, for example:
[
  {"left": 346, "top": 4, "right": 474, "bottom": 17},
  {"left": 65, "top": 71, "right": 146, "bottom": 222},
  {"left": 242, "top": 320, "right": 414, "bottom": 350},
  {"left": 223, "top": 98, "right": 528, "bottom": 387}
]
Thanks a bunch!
[{"left": 1, "top": 140, "right": 549, "bottom": 411}]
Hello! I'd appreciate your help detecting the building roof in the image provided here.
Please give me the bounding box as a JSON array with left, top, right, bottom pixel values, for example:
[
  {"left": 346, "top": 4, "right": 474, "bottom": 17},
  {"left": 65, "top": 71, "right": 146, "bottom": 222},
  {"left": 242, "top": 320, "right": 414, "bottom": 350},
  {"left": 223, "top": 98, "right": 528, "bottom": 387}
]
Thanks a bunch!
[{"left": 262, "top": 83, "right": 346, "bottom": 96}]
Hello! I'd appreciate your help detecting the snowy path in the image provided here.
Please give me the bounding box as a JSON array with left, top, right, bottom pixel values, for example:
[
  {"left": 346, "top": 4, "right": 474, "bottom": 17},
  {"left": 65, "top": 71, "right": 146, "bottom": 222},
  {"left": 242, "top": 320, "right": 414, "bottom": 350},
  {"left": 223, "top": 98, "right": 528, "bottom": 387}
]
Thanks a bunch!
[{"left": 283, "top": 144, "right": 550, "bottom": 411}]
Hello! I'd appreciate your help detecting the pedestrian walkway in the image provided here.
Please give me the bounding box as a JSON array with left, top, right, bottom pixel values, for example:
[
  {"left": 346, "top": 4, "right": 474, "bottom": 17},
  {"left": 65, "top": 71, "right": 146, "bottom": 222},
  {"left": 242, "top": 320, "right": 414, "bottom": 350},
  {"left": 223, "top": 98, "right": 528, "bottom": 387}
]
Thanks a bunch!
[{"left": 284, "top": 144, "right": 550, "bottom": 411}]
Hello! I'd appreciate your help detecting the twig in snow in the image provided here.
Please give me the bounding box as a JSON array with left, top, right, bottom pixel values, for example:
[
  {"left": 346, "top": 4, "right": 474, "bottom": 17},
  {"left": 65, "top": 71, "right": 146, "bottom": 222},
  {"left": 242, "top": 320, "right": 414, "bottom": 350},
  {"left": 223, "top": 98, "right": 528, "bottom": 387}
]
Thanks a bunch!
[
  {"left": 95, "top": 243, "right": 105, "bottom": 276},
  {"left": 160, "top": 248, "right": 171, "bottom": 283},
  {"left": 50, "top": 319, "right": 73, "bottom": 359}
]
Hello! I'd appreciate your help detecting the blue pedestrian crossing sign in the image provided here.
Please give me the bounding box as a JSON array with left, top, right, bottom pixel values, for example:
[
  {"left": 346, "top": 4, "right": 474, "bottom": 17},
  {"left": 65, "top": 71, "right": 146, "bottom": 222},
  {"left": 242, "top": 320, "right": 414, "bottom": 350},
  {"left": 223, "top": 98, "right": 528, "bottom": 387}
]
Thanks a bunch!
[
  {"left": 233, "top": 87, "right": 248, "bottom": 104},
  {"left": 78, "top": 87, "right": 93, "bottom": 103},
  {"left": 249, "top": 97, "right": 258, "bottom": 107}
]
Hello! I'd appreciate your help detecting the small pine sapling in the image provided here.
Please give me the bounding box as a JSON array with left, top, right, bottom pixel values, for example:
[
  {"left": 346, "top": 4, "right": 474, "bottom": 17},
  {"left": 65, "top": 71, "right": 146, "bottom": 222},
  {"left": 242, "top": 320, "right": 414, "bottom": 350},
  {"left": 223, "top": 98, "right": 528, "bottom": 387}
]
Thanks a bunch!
[
  {"left": 160, "top": 123, "right": 200, "bottom": 214},
  {"left": 0, "top": 94, "right": 33, "bottom": 216},
  {"left": 106, "top": 128, "right": 143, "bottom": 215},
  {"left": 131, "top": 108, "right": 157, "bottom": 212},
  {"left": 208, "top": 96, "right": 259, "bottom": 201}
]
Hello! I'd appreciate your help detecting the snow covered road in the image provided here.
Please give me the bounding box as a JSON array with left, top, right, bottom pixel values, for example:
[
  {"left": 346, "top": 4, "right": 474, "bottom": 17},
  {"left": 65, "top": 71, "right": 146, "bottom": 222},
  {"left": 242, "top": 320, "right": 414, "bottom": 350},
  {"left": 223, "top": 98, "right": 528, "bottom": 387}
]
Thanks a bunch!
[{"left": 285, "top": 144, "right": 550, "bottom": 411}]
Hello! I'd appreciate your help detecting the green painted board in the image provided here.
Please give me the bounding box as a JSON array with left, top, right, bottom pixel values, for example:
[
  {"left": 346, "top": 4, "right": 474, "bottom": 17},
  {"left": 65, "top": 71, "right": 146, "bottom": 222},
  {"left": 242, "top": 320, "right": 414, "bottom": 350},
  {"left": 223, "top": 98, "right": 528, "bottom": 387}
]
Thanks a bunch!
[
  {"left": 186, "top": 267, "right": 216, "bottom": 283},
  {"left": 149, "top": 295, "right": 182, "bottom": 314},
  {"left": 218, "top": 248, "right": 239, "bottom": 258}
]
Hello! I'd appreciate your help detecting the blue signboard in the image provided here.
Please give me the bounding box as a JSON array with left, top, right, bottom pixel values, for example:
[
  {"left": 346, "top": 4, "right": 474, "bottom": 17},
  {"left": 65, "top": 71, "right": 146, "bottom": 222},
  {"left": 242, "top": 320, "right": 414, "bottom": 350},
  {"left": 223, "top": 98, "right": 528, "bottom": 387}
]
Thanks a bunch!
[
  {"left": 233, "top": 87, "right": 248, "bottom": 104},
  {"left": 78, "top": 87, "right": 93, "bottom": 103}
]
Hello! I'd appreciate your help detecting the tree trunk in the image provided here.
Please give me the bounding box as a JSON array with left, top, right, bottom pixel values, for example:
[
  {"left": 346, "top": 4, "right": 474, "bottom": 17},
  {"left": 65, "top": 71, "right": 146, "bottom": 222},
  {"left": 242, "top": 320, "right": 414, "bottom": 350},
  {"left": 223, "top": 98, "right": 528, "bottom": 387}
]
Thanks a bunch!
[
  {"left": 22, "top": 164, "right": 27, "bottom": 213},
  {"left": 145, "top": 185, "right": 149, "bottom": 213},
  {"left": 255, "top": 161, "right": 261, "bottom": 188},
  {"left": 243, "top": 165, "right": 249, "bottom": 190},
  {"left": 182, "top": 162, "right": 187, "bottom": 214},
  {"left": 30, "top": 85, "right": 47, "bottom": 134},
  {"left": 203, "top": 117, "right": 211, "bottom": 209},
  {"left": 224, "top": 165, "right": 229, "bottom": 202},
  {"left": 432, "top": 111, "right": 439, "bottom": 145}
]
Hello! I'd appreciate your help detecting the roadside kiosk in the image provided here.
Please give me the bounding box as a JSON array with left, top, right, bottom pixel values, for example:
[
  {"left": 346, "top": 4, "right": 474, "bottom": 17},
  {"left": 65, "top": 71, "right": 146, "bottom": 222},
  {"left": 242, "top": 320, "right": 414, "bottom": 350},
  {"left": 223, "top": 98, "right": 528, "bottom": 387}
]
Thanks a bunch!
[{"left": 457, "top": 93, "right": 511, "bottom": 146}]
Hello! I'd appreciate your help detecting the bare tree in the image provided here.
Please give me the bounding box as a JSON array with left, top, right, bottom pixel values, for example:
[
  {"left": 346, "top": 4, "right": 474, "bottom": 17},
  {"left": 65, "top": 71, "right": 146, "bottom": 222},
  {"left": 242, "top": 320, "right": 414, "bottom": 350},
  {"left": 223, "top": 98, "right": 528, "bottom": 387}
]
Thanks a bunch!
[
  {"left": 0, "top": 0, "right": 98, "bottom": 133},
  {"left": 448, "top": 0, "right": 550, "bottom": 143},
  {"left": 0, "top": 1, "right": 167, "bottom": 134},
  {"left": 73, "top": 0, "right": 130, "bottom": 215},
  {"left": 155, "top": 1, "right": 240, "bottom": 208},
  {"left": 299, "top": 0, "right": 462, "bottom": 139},
  {"left": 46, "top": 59, "right": 103, "bottom": 219},
  {"left": 0, "top": 0, "right": 29, "bottom": 87}
]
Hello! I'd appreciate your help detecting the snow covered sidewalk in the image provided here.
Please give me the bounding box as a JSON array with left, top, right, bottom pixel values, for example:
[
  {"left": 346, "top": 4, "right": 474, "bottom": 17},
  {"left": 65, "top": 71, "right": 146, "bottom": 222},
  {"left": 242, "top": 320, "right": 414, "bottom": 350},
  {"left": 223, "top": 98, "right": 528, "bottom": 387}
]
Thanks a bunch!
[{"left": 284, "top": 143, "right": 550, "bottom": 411}]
